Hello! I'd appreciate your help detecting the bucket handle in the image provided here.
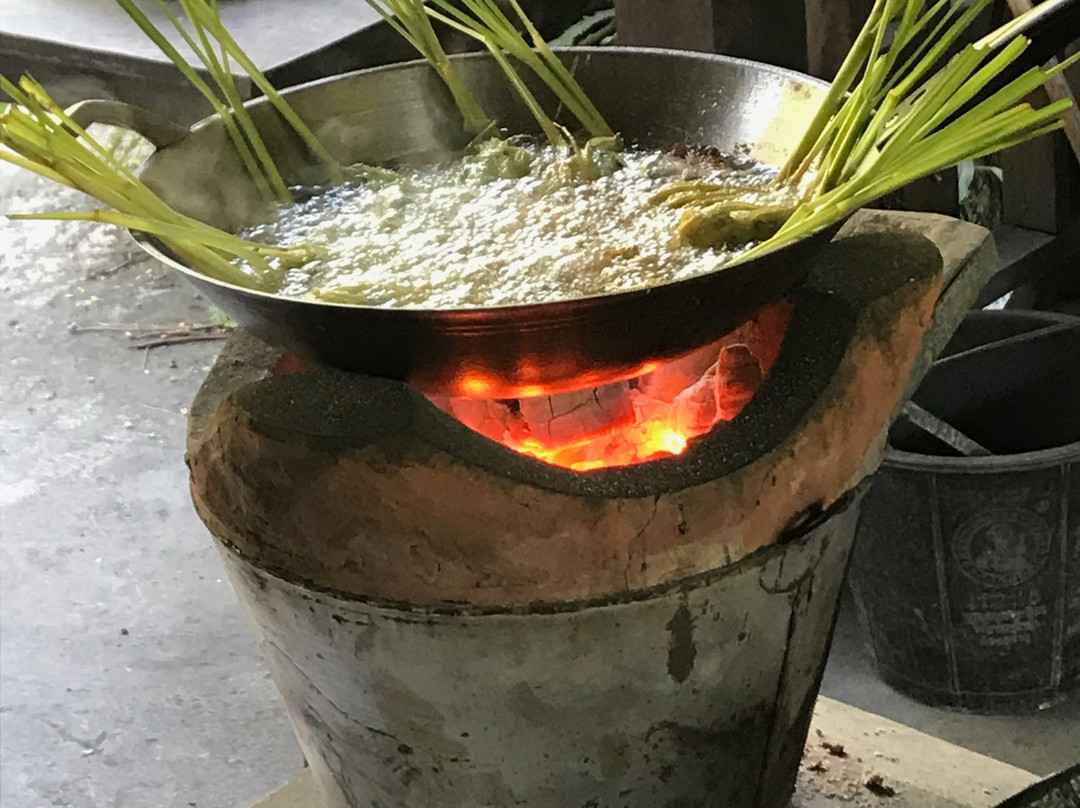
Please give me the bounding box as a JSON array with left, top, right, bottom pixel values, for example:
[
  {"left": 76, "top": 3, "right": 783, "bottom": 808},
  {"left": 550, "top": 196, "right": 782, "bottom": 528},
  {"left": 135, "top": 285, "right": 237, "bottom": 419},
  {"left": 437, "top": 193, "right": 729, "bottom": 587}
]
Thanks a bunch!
[
  {"left": 64, "top": 99, "right": 190, "bottom": 152},
  {"left": 899, "top": 401, "right": 993, "bottom": 457}
]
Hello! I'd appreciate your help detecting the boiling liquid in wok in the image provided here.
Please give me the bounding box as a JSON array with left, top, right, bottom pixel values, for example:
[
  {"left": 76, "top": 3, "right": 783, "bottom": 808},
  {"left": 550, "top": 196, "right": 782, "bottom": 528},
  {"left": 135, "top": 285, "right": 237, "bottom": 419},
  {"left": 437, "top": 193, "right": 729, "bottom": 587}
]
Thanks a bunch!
[{"left": 243, "top": 142, "right": 779, "bottom": 308}]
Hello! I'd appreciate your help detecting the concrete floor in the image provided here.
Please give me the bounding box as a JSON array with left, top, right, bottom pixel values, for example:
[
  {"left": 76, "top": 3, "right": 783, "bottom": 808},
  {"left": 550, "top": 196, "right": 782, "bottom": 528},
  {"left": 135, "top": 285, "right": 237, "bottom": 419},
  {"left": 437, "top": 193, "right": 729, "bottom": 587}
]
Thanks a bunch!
[
  {"left": 1, "top": 163, "right": 300, "bottom": 808},
  {"left": 1, "top": 160, "right": 1077, "bottom": 808}
]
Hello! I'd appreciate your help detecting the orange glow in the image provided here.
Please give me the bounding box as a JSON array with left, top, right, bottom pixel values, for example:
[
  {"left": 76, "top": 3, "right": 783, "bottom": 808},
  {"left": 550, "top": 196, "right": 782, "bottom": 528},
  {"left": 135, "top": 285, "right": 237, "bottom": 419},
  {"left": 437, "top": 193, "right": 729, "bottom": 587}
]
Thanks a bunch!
[
  {"left": 502, "top": 407, "right": 698, "bottom": 471},
  {"left": 432, "top": 300, "right": 792, "bottom": 471},
  {"left": 459, "top": 373, "right": 496, "bottom": 397}
]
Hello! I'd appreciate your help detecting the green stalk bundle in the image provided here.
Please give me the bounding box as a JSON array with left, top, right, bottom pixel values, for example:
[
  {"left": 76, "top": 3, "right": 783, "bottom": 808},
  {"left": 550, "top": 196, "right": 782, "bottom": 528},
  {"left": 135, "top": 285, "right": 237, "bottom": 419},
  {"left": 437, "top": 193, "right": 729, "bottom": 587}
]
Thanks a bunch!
[
  {"left": 0, "top": 75, "right": 314, "bottom": 291},
  {"left": 5, "top": 0, "right": 1078, "bottom": 304},
  {"left": 659, "top": 0, "right": 1080, "bottom": 258},
  {"left": 363, "top": 0, "right": 493, "bottom": 135},
  {"left": 115, "top": 0, "right": 341, "bottom": 202},
  {"left": 360, "top": 0, "right": 613, "bottom": 150},
  {"left": 426, "top": 0, "right": 613, "bottom": 140}
]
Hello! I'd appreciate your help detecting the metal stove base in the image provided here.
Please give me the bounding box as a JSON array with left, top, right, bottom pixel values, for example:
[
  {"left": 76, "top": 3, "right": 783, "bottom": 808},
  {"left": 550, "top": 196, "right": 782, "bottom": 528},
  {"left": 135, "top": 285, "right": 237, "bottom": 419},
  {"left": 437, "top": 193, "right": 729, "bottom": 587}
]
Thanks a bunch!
[{"left": 247, "top": 697, "right": 1038, "bottom": 808}]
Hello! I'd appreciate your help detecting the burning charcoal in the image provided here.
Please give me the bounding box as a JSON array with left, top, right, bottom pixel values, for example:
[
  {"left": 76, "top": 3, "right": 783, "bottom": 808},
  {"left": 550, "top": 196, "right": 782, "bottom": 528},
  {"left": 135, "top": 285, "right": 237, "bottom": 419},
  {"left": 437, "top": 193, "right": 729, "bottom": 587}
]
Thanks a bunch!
[
  {"left": 428, "top": 298, "right": 788, "bottom": 470},
  {"left": 671, "top": 363, "right": 721, "bottom": 434},
  {"left": 714, "top": 345, "right": 763, "bottom": 420},
  {"left": 520, "top": 383, "right": 635, "bottom": 445},
  {"left": 637, "top": 341, "right": 725, "bottom": 403},
  {"left": 547, "top": 388, "right": 597, "bottom": 419},
  {"left": 594, "top": 380, "right": 636, "bottom": 421},
  {"left": 446, "top": 398, "right": 514, "bottom": 443}
]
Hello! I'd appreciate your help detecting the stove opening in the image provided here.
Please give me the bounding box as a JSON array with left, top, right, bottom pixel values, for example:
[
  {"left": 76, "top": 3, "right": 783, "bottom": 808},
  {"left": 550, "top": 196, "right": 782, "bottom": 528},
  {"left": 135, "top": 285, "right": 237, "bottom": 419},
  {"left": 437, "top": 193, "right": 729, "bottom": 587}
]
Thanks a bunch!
[{"left": 427, "top": 299, "right": 792, "bottom": 470}]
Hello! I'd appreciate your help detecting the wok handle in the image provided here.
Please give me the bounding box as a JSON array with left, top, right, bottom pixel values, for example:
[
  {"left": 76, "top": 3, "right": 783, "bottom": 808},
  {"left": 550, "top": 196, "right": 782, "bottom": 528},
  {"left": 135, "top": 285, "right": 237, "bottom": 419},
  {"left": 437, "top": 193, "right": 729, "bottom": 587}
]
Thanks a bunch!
[
  {"left": 946, "top": 0, "right": 1079, "bottom": 126},
  {"left": 989, "top": 0, "right": 1080, "bottom": 81},
  {"left": 63, "top": 99, "right": 190, "bottom": 151}
]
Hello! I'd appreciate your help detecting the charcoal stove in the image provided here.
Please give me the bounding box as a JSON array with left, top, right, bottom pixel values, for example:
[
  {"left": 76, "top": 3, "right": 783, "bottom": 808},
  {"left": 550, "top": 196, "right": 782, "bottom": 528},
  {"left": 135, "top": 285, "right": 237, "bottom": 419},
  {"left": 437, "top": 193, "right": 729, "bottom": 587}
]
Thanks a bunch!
[{"left": 186, "top": 211, "right": 997, "bottom": 808}]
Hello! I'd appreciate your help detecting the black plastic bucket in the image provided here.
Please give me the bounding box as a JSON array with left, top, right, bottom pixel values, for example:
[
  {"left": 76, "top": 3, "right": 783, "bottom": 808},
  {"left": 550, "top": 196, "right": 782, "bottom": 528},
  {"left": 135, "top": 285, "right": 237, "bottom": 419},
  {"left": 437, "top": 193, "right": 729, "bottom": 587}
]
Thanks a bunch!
[
  {"left": 993, "top": 761, "right": 1080, "bottom": 808},
  {"left": 849, "top": 310, "right": 1080, "bottom": 713}
]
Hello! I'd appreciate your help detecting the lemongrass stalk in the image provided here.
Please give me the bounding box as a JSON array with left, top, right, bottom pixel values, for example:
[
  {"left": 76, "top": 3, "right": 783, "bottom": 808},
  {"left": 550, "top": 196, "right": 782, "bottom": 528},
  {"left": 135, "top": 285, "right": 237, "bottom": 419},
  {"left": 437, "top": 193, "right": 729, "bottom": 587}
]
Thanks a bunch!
[
  {"left": 881, "top": 0, "right": 997, "bottom": 102},
  {"left": 743, "top": 1, "right": 1077, "bottom": 258},
  {"left": 939, "top": 49, "right": 1080, "bottom": 137},
  {"left": 2, "top": 108, "right": 163, "bottom": 217},
  {"left": 872, "top": 47, "right": 986, "bottom": 162},
  {"left": 13, "top": 79, "right": 142, "bottom": 183},
  {"left": 427, "top": 0, "right": 610, "bottom": 140},
  {"left": 750, "top": 43, "right": 1073, "bottom": 254},
  {"left": 178, "top": 0, "right": 341, "bottom": 181},
  {"left": 9, "top": 208, "right": 269, "bottom": 264},
  {"left": 785, "top": 116, "right": 843, "bottom": 186},
  {"left": 485, "top": 43, "right": 569, "bottom": 148},
  {"left": 363, "top": 0, "right": 492, "bottom": 134},
  {"left": 6, "top": 86, "right": 203, "bottom": 227},
  {"left": 838, "top": 0, "right": 992, "bottom": 161},
  {"left": 0, "top": 147, "right": 79, "bottom": 189},
  {"left": 9, "top": 204, "right": 315, "bottom": 277},
  {"left": 907, "top": 100, "right": 1072, "bottom": 165},
  {"left": 149, "top": 0, "right": 290, "bottom": 200},
  {"left": 503, "top": 0, "right": 612, "bottom": 137},
  {"left": 5, "top": 96, "right": 172, "bottom": 228},
  {"left": 7, "top": 210, "right": 283, "bottom": 288},
  {"left": 403, "top": 5, "right": 492, "bottom": 134},
  {"left": 835, "top": 119, "right": 1065, "bottom": 214},
  {"left": 112, "top": 0, "right": 274, "bottom": 195},
  {"left": 778, "top": 0, "right": 892, "bottom": 181},
  {"left": 170, "top": 243, "right": 272, "bottom": 288},
  {"left": 855, "top": 44, "right": 984, "bottom": 156},
  {"left": 841, "top": 0, "right": 953, "bottom": 154},
  {"left": 836, "top": 87, "right": 902, "bottom": 184},
  {"left": 813, "top": 56, "right": 886, "bottom": 193},
  {"left": 869, "top": 0, "right": 976, "bottom": 105},
  {"left": 777, "top": 106, "right": 1068, "bottom": 245},
  {"left": 2, "top": 77, "right": 310, "bottom": 291},
  {"left": 870, "top": 78, "right": 1031, "bottom": 175},
  {"left": 812, "top": 0, "right": 933, "bottom": 187},
  {"left": 912, "top": 38, "right": 1029, "bottom": 141},
  {"left": 172, "top": 0, "right": 285, "bottom": 197},
  {"left": 14, "top": 78, "right": 209, "bottom": 224},
  {"left": 977, "top": 0, "right": 1069, "bottom": 50},
  {"left": 422, "top": 6, "right": 568, "bottom": 147}
]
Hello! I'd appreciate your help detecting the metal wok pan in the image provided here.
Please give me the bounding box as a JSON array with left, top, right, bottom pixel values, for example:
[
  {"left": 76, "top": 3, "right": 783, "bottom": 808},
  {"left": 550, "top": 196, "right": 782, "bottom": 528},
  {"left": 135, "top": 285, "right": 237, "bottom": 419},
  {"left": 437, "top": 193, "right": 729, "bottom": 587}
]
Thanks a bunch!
[
  {"left": 69, "top": 48, "right": 838, "bottom": 396},
  {"left": 59, "top": 0, "right": 1080, "bottom": 397}
]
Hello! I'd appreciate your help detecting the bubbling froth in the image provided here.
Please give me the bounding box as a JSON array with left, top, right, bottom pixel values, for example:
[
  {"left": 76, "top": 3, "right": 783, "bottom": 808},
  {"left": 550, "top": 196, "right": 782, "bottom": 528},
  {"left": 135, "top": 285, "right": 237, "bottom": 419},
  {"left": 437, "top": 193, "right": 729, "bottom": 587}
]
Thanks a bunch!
[{"left": 242, "top": 142, "right": 781, "bottom": 309}]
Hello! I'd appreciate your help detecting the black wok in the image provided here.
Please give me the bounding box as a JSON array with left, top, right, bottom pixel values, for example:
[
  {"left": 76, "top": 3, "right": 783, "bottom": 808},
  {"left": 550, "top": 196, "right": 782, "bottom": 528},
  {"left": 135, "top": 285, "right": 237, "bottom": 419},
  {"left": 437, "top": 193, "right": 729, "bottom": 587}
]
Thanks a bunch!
[
  {"left": 66, "top": 48, "right": 837, "bottom": 396},
  {"left": 62, "top": 21, "right": 1073, "bottom": 396}
]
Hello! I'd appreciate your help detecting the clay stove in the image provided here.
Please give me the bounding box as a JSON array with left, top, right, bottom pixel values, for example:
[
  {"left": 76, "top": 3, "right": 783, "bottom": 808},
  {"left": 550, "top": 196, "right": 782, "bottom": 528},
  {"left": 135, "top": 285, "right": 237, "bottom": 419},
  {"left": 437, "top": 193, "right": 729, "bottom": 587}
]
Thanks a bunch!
[{"left": 186, "top": 211, "right": 995, "bottom": 808}]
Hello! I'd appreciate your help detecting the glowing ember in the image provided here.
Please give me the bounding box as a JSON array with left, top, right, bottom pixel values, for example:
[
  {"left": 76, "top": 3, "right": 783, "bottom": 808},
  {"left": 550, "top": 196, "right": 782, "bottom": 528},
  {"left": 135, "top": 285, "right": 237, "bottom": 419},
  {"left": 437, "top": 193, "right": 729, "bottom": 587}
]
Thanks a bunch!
[{"left": 429, "top": 300, "right": 791, "bottom": 470}]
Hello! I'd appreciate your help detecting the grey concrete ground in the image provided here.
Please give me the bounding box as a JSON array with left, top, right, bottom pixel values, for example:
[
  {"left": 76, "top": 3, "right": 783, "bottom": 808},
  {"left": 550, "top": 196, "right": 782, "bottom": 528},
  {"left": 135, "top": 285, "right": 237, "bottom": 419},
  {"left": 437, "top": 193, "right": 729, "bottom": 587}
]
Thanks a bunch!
[
  {"left": 0, "top": 159, "right": 1076, "bottom": 808},
  {"left": 0, "top": 162, "right": 300, "bottom": 808}
]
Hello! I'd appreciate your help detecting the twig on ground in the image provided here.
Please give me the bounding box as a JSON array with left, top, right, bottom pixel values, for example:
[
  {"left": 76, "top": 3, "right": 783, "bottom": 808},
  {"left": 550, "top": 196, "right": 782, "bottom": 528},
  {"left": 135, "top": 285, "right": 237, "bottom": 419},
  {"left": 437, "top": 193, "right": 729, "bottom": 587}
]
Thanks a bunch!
[
  {"left": 130, "top": 332, "right": 229, "bottom": 350},
  {"left": 69, "top": 321, "right": 232, "bottom": 349}
]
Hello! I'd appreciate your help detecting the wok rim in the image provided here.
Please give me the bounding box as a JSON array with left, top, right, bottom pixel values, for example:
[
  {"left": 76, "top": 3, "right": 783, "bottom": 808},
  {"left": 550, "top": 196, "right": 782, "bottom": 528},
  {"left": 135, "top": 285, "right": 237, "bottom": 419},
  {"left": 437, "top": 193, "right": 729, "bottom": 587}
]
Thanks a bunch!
[{"left": 134, "top": 47, "right": 834, "bottom": 322}]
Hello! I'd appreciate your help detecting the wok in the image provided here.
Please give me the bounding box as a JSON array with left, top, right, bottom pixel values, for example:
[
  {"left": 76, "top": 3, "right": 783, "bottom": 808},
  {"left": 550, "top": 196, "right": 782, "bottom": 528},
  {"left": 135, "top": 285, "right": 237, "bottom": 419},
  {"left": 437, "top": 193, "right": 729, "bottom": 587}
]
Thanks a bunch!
[
  {"left": 68, "top": 48, "right": 836, "bottom": 396},
  {"left": 63, "top": 9, "right": 1074, "bottom": 396}
]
